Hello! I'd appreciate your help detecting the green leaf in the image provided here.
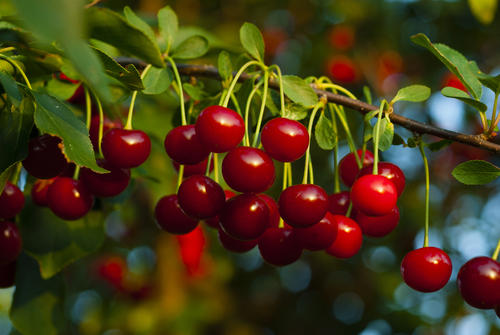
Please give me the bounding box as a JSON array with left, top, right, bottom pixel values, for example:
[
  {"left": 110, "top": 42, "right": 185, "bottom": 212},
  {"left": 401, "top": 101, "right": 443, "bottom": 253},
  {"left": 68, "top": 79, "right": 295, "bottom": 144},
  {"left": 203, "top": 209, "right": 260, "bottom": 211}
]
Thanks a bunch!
[
  {"left": 0, "top": 71, "right": 22, "bottom": 107},
  {"left": 363, "top": 86, "right": 372, "bottom": 105},
  {"left": 282, "top": 75, "right": 318, "bottom": 107},
  {"left": 391, "top": 84, "right": 431, "bottom": 103},
  {"left": 452, "top": 160, "right": 500, "bottom": 185},
  {"left": 468, "top": 0, "right": 498, "bottom": 25},
  {"left": 315, "top": 112, "right": 336, "bottom": 150},
  {"left": 142, "top": 66, "right": 173, "bottom": 95},
  {"left": 45, "top": 78, "right": 79, "bottom": 101},
  {"left": 239, "top": 22, "right": 265, "bottom": 62},
  {"left": 32, "top": 91, "right": 106, "bottom": 173},
  {"left": 0, "top": 164, "right": 17, "bottom": 195},
  {"left": 392, "top": 133, "right": 405, "bottom": 146},
  {"left": 407, "top": 137, "right": 418, "bottom": 148},
  {"left": 171, "top": 35, "right": 209, "bottom": 60},
  {"left": 283, "top": 103, "right": 308, "bottom": 120},
  {"left": 183, "top": 83, "right": 208, "bottom": 101},
  {"left": 374, "top": 118, "right": 394, "bottom": 152},
  {"left": 123, "top": 6, "right": 156, "bottom": 43},
  {"left": 92, "top": 47, "right": 144, "bottom": 91},
  {"left": 441, "top": 87, "right": 487, "bottom": 112},
  {"left": 364, "top": 110, "right": 379, "bottom": 122},
  {"left": 218, "top": 51, "right": 233, "bottom": 82},
  {"left": 469, "top": 61, "right": 500, "bottom": 94},
  {"left": 427, "top": 139, "right": 452, "bottom": 152},
  {"left": 158, "top": 6, "right": 178, "bottom": 53}
]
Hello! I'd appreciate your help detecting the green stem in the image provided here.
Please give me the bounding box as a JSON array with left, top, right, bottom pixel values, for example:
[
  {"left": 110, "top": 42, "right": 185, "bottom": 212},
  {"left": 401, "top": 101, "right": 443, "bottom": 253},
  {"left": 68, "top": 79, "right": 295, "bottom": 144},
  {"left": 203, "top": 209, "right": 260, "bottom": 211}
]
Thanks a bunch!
[
  {"left": 488, "top": 93, "right": 500, "bottom": 134},
  {"left": 302, "top": 103, "right": 324, "bottom": 184},
  {"left": 218, "top": 88, "right": 227, "bottom": 106},
  {"left": 84, "top": 88, "right": 92, "bottom": 129},
  {"left": 0, "top": 54, "right": 32, "bottom": 89},
  {"left": 418, "top": 140, "right": 430, "bottom": 248},
  {"left": 282, "top": 162, "right": 288, "bottom": 191},
  {"left": 333, "top": 104, "right": 361, "bottom": 168},
  {"left": 372, "top": 101, "right": 387, "bottom": 175},
  {"left": 244, "top": 80, "right": 264, "bottom": 147},
  {"left": 269, "top": 64, "right": 285, "bottom": 116},
  {"left": 329, "top": 104, "right": 340, "bottom": 193},
  {"left": 252, "top": 70, "right": 270, "bottom": 147},
  {"left": 126, "top": 64, "right": 152, "bottom": 129},
  {"left": 308, "top": 156, "right": 314, "bottom": 184},
  {"left": 0, "top": 47, "right": 15, "bottom": 53},
  {"left": 213, "top": 153, "right": 219, "bottom": 183},
  {"left": 176, "top": 165, "right": 184, "bottom": 192},
  {"left": 492, "top": 239, "right": 500, "bottom": 261},
  {"left": 89, "top": 89, "right": 105, "bottom": 158},
  {"left": 287, "top": 161, "right": 292, "bottom": 186},
  {"left": 230, "top": 92, "right": 243, "bottom": 118},
  {"left": 222, "top": 60, "right": 265, "bottom": 107},
  {"left": 205, "top": 152, "right": 213, "bottom": 176},
  {"left": 346, "top": 202, "right": 353, "bottom": 218},
  {"left": 166, "top": 57, "right": 187, "bottom": 126},
  {"left": 320, "top": 83, "right": 357, "bottom": 100},
  {"left": 73, "top": 166, "right": 81, "bottom": 181}
]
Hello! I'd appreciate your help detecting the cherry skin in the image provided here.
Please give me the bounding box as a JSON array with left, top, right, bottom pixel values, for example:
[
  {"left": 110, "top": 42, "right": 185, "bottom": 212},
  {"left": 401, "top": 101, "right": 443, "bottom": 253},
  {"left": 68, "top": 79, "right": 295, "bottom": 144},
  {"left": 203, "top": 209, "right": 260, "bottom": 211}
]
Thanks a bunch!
[
  {"left": 0, "top": 182, "right": 25, "bottom": 219},
  {"left": 457, "top": 256, "right": 500, "bottom": 309},
  {"left": 258, "top": 194, "right": 280, "bottom": 228},
  {"left": 326, "top": 215, "right": 363, "bottom": 259},
  {"left": 258, "top": 227, "right": 302, "bottom": 266},
  {"left": 219, "top": 193, "right": 269, "bottom": 241},
  {"left": 338, "top": 149, "right": 374, "bottom": 187},
  {"left": 328, "top": 191, "right": 350, "bottom": 215},
  {"left": 295, "top": 212, "right": 338, "bottom": 251},
  {"left": 58, "top": 72, "right": 85, "bottom": 104},
  {"left": 260, "top": 117, "right": 309, "bottom": 162},
  {"left": 172, "top": 158, "right": 213, "bottom": 178},
  {"left": 0, "top": 221, "right": 22, "bottom": 265},
  {"left": 326, "top": 56, "right": 357, "bottom": 84},
  {"left": 358, "top": 162, "right": 405, "bottom": 196},
  {"left": 22, "top": 134, "right": 68, "bottom": 179},
  {"left": 89, "top": 115, "right": 123, "bottom": 150},
  {"left": 177, "top": 175, "right": 225, "bottom": 220},
  {"left": 278, "top": 184, "right": 328, "bottom": 228},
  {"left": 155, "top": 194, "right": 199, "bottom": 234},
  {"left": 31, "top": 178, "right": 55, "bottom": 207},
  {"left": 222, "top": 146, "right": 275, "bottom": 193},
  {"left": 164, "top": 125, "right": 210, "bottom": 165},
  {"left": 47, "top": 177, "right": 94, "bottom": 220},
  {"left": 401, "top": 247, "right": 452, "bottom": 293},
  {"left": 355, "top": 206, "right": 399, "bottom": 238},
  {"left": 0, "top": 261, "right": 16, "bottom": 288},
  {"left": 218, "top": 228, "right": 258, "bottom": 253},
  {"left": 204, "top": 190, "right": 235, "bottom": 229},
  {"left": 351, "top": 174, "right": 397, "bottom": 216},
  {"left": 195, "top": 105, "right": 245, "bottom": 153},
  {"left": 80, "top": 159, "right": 131, "bottom": 197},
  {"left": 101, "top": 129, "right": 151, "bottom": 168}
]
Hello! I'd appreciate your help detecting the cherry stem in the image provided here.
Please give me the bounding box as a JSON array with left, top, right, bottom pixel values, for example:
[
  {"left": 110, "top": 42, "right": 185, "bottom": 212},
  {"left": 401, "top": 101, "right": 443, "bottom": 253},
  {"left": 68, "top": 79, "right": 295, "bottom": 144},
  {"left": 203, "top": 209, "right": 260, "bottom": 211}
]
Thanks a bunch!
[
  {"left": 308, "top": 157, "right": 314, "bottom": 184},
  {"left": 418, "top": 140, "right": 430, "bottom": 248},
  {"left": 89, "top": 89, "right": 105, "bottom": 158},
  {"left": 252, "top": 70, "right": 270, "bottom": 147},
  {"left": 166, "top": 57, "right": 187, "bottom": 126},
  {"left": 176, "top": 165, "right": 184, "bottom": 192},
  {"left": 346, "top": 202, "right": 353, "bottom": 218},
  {"left": 287, "top": 161, "right": 292, "bottom": 186},
  {"left": 332, "top": 104, "right": 361, "bottom": 168},
  {"left": 488, "top": 93, "right": 500, "bottom": 134},
  {"left": 244, "top": 79, "right": 264, "bottom": 147},
  {"left": 492, "top": 239, "right": 500, "bottom": 261},
  {"left": 73, "top": 166, "right": 81, "bottom": 181},
  {"left": 328, "top": 104, "right": 340, "bottom": 193},
  {"left": 268, "top": 64, "right": 285, "bottom": 116},
  {"left": 84, "top": 87, "right": 92, "bottom": 130},
  {"left": 302, "top": 102, "right": 324, "bottom": 184},
  {"left": 372, "top": 101, "right": 387, "bottom": 175},
  {"left": 222, "top": 60, "right": 264, "bottom": 107},
  {"left": 282, "top": 162, "right": 288, "bottom": 190},
  {"left": 319, "top": 83, "right": 357, "bottom": 100},
  {"left": 218, "top": 88, "right": 227, "bottom": 105},
  {"left": 230, "top": 92, "right": 242, "bottom": 117},
  {"left": 126, "top": 64, "right": 152, "bottom": 130},
  {"left": 0, "top": 54, "right": 32, "bottom": 89},
  {"left": 213, "top": 153, "right": 219, "bottom": 183},
  {"left": 205, "top": 152, "right": 213, "bottom": 176}
]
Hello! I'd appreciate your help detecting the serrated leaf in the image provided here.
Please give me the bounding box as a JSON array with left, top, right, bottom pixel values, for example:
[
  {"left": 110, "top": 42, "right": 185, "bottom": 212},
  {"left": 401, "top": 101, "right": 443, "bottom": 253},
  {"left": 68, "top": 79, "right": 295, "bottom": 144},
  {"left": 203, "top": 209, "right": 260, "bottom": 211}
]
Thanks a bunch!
[
  {"left": 171, "top": 35, "right": 209, "bottom": 60},
  {"left": 158, "top": 6, "right": 178, "bottom": 53},
  {"left": 452, "top": 160, "right": 500, "bottom": 185},
  {"left": 218, "top": 51, "right": 233, "bottom": 82},
  {"left": 142, "top": 66, "right": 173, "bottom": 95},
  {"left": 0, "top": 71, "right": 22, "bottom": 107},
  {"left": 315, "top": 112, "right": 336, "bottom": 150},
  {"left": 283, "top": 103, "right": 308, "bottom": 120},
  {"left": 374, "top": 118, "right": 394, "bottom": 151},
  {"left": 183, "top": 83, "right": 208, "bottom": 101},
  {"left": 468, "top": 0, "right": 498, "bottom": 25},
  {"left": 123, "top": 6, "right": 156, "bottom": 43},
  {"left": 427, "top": 139, "right": 452, "bottom": 152},
  {"left": 441, "top": 87, "right": 487, "bottom": 112},
  {"left": 239, "top": 22, "right": 265, "bottom": 62},
  {"left": 282, "top": 75, "right": 318, "bottom": 107},
  {"left": 92, "top": 47, "right": 143, "bottom": 91},
  {"left": 392, "top": 85, "right": 431, "bottom": 103}
]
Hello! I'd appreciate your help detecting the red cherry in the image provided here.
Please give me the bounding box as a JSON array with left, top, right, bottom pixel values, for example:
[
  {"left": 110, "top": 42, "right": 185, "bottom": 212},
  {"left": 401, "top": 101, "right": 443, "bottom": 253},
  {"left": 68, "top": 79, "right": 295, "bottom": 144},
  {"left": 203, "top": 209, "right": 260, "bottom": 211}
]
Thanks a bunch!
[
  {"left": 222, "top": 146, "right": 275, "bottom": 193},
  {"left": 0, "top": 221, "right": 22, "bottom": 265},
  {"left": 351, "top": 174, "right": 397, "bottom": 216},
  {"left": 0, "top": 261, "right": 16, "bottom": 288},
  {"left": 58, "top": 72, "right": 85, "bottom": 104},
  {"left": 401, "top": 247, "right": 452, "bottom": 293},
  {"left": 155, "top": 194, "right": 199, "bottom": 234},
  {"left": 89, "top": 115, "right": 123, "bottom": 150},
  {"left": 326, "top": 215, "right": 362, "bottom": 259},
  {"left": 258, "top": 227, "right": 302, "bottom": 266},
  {"left": 326, "top": 56, "right": 357, "bottom": 84},
  {"left": 260, "top": 117, "right": 309, "bottom": 162},
  {"left": 97, "top": 256, "right": 126, "bottom": 288},
  {"left": 278, "top": 184, "right": 328, "bottom": 228},
  {"left": 339, "top": 149, "right": 374, "bottom": 187},
  {"left": 258, "top": 194, "right": 280, "bottom": 228},
  {"left": 31, "top": 178, "right": 55, "bottom": 206},
  {"left": 328, "top": 25, "right": 355, "bottom": 51},
  {"left": 358, "top": 162, "right": 405, "bottom": 196},
  {"left": 177, "top": 175, "right": 225, "bottom": 219},
  {"left": 218, "top": 228, "right": 258, "bottom": 253},
  {"left": 47, "top": 177, "right": 94, "bottom": 220},
  {"left": 219, "top": 193, "right": 269, "bottom": 240},
  {"left": 102, "top": 129, "right": 151, "bottom": 168},
  {"left": 195, "top": 105, "right": 244, "bottom": 153},
  {"left": 355, "top": 206, "right": 399, "bottom": 238},
  {"left": 328, "top": 191, "right": 350, "bottom": 215},
  {"left": 295, "top": 212, "right": 338, "bottom": 251},
  {"left": 164, "top": 125, "right": 210, "bottom": 165},
  {"left": 441, "top": 73, "right": 467, "bottom": 93},
  {"left": 0, "top": 182, "right": 25, "bottom": 219},
  {"left": 457, "top": 256, "right": 500, "bottom": 309},
  {"left": 80, "top": 159, "right": 131, "bottom": 197},
  {"left": 172, "top": 158, "right": 213, "bottom": 178},
  {"left": 204, "top": 190, "right": 235, "bottom": 229},
  {"left": 22, "top": 134, "right": 68, "bottom": 179}
]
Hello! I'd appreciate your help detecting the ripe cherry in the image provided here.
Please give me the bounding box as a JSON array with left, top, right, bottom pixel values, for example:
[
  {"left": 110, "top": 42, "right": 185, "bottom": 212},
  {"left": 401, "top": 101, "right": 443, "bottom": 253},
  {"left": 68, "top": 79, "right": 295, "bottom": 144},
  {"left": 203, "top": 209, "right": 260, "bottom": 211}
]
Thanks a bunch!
[
  {"left": 326, "top": 56, "right": 357, "bottom": 84},
  {"left": 326, "top": 215, "right": 363, "bottom": 259},
  {"left": 31, "top": 178, "right": 55, "bottom": 206},
  {"left": 0, "top": 221, "right": 22, "bottom": 265},
  {"left": 328, "top": 191, "right": 350, "bottom": 215},
  {"left": 155, "top": 194, "right": 199, "bottom": 234},
  {"left": 339, "top": 149, "right": 374, "bottom": 187},
  {"left": 0, "top": 181, "right": 25, "bottom": 219},
  {"left": 172, "top": 158, "right": 213, "bottom": 178},
  {"left": 195, "top": 105, "right": 244, "bottom": 153},
  {"left": 457, "top": 256, "right": 500, "bottom": 309},
  {"left": 58, "top": 72, "right": 85, "bottom": 104},
  {"left": 22, "top": 134, "right": 68, "bottom": 179},
  {"left": 358, "top": 162, "right": 405, "bottom": 196},
  {"left": 258, "top": 227, "right": 302, "bottom": 266},
  {"left": 355, "top": 206, "right": 399, "bottom": 238},
  {"left": 89, "top": 115, "right": 123, "bottom": 150},
  {"left": 328, "top": 25, "right": 355, "bottom": 51},
  {"left": 258, "top": 194, "right": 280, "bottom": 228},
  {"left": 204, "top": 190, "right": 235, "bottom": 229},
  {"left": 102, "top": 129, "right": 151, "bottom": 168},
  {"left": 164, "top": 125, "right": 210, "bottom": 165},
  {"left": 295, "top": 212, "right": 338, "bottom": 251},
  {"left": 351, "top": 174, "right": 397, "bottom": 216},
  {"left": 177, "top": 175, "right": 225, "bottom": 220},
  {"left": 80, "top": 159, "right": 131, "bottom": 197},
  {"left": 218, "top": 228, "right": 258, "bottom": 253},
  {"left": 278, "top": 184, "right": 328, "bottom": 228},
  {"left": 401, "top": 247, "right": 452, "bottom": 293},
  {"left": 260, "top": 117, "right": 309, "bottom": 162},
  {"left": 0, "top": 261, "right": 16, "bottom": 288},
  {"left": 47, "top": 177, "right": 94, "bottom": 220},
  {"left": 222, "top": 146, "right": 275, "bottom": 193}
]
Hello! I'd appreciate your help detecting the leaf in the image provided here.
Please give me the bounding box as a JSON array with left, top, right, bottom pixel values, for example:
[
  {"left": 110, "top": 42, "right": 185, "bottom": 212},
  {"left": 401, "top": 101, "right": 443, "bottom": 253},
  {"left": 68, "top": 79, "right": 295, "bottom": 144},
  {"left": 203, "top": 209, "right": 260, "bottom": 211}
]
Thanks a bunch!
[
  {"left": 315, "top": 112, "right": 336, "bottom": 150},
  {"left": 452, "top": 160, "right": 500, "bottom": 185},
  {"left": 282, "top": 75, "right": 318, "bottom": 107},
  {"left": 239, "top": 22, "right": 265, "bottom": 62},
  {"left": 123, "top": 6, "right": 156, "bottom": 43},
  {"left": 171, "top": 35, "right": 209, "bottom": 60},
  {"left": 0, "top": 164, "right": 17, "bottom": 195},
  {"left": 45, "top": 78, "right": 79, "bottom": 101},
  {"left": 468, "top": 0, "right": 498, "bottom": 25},
  {"left": 391, "top": 85, "right": 431, "bottom": 103},
  {"left": 407, "top": 137, "right": 418, "bottom": 148},
  {"left": 392, "top": 133, "right": 405, "bottom": 146},
  {"left": 142, "top": 66, "right": 173, "bottom": 95},
  {"left": 374, "top": 118, "right": 394, "bottom": 152},
  {"left": 283, "top": 103, "right": 308, "bottom": 120},
  {"left": 469, "top": 61, "right": 500, "bottom": 94},
  {"left": 158, "top": 6, "right": 178, "bottom": 53},
  {"left": 218, "top": 51, "right": 233, "bottom": 82},
  {"left": 0, "top": 71, "right": 22, "bottom": 107},
  {"left": 364, "top": 110, "right": 379, "bottom": 122},
  {"left": 92, "top": 47, "right": 144, "bottom": 91},
  {"left": 441, "top": 87, "right": 487, "bottom": 112},
  {"left": 363, "top": 86, "right": 372, "bottom": 105},
  {"left": 183, "top": 83, "right": 208, "bottom": 101},
  {"left": 427, "top": 139, "right": 452, "bottom": 152}
]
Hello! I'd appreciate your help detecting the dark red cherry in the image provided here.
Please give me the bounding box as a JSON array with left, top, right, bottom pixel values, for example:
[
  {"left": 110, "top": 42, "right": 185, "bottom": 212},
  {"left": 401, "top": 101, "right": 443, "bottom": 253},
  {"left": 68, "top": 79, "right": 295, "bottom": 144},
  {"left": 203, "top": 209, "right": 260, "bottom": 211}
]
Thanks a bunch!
[
  {"left": 326, "top": 215, "right": 362, "bottom": 258},
  {"left": 89, "top": 115, "right": 123, "bottom": 150},
  {"left": 338, "top": 149, "right": 374, "bottom": 187},
  {"left": 80, "top": 159, "right": 131, "bottom": 197},
  {"left": 22, "top": 134, "right": 68, "bottom": 179},
  {"left": 164, "top": 125, "right": 210, "bottom": 165},
  {"left": 155, "top": 194, "right": 199, "bottom": 234},
  {"left": 358, "top": 162, "right": 405, "bottom": 196},
  {"left": 278, "top": 184, "right": 328, "bottom": 228},
  {"left": 218, "top": 228, "right": 258, "bottom": 253},
  {"left": 295, "top": 212, "right": 338, "bottom": 251},
  {"left": 0, "top": 261, "right": 16, "bottom": 288},
  {"left": 219, "top": 193, "right": 269, "bottom": 240},
  {"left": 355, "top": 206, "right": 399, "bottom": 237},
  {"left": 222, "top": 146, "right": 275, "bottom": 193},
  {"left": 204, "top": 190, "right": 235, "bottom": 229},
  {"left": 195, "top": 105, "right": 244, "bottom": 153},
  {"left": 31, "top": 178, "right": 55, "bottom": 207},
  {"left": 177, "top": 175, "right": 225, "bottom": 220},
  {"left": 328, "top": 191, "right": 350, "bottom": 215},
  {"left": 58, "top": 72, "right": 85, "bottom": 104},
  {"left": 172, "top": 158, "right": 213, "bottom": 178},
  {"left": 351, "top": 174, "right": 397, "bottom": 216},
  {"left": 47, "top": 177, "right": 94, "bottom": 220},
  {"left": 457, "top": 256, "right": 500, "bottom": 309},
  {"left": 260, "top": 117, "right": 309, "bottom": 162},
  {"left": 258, "top": 194, "right": 280, "bottom": 228},
  {"left": 0, "top": 221, "right": 22, "bottom": 265},
  {"left": 258, "top": 227, "right": 302, "bottom": 266},
  {"left": 0, "top": 181, "right": 25, "bottom": 219},
  {"left": 101, "top": 129, "right": 151, "bottom": 168},
  {"left": 401, "top": 247, "right": 452, "bottom": 293}
]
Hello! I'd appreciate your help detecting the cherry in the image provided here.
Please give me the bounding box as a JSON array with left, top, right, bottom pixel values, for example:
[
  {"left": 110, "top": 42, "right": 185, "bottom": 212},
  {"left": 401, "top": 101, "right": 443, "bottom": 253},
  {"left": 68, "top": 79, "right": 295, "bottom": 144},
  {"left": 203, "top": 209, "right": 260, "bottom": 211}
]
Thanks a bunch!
[
  {"left": 441, "top": 73, "right": 467, "bottom": 93},
  {"left": 177, "top": 175, "right": 225, "bottom": 220},
  {"left": 80, "top": 159, "right": 131, "bottom": 197},
  {"left": 0, "top": 181, "right": 25, "bottom": 219},
  {"left": 22, "top": 134, "right": 68, "bottom": 179},
  {"left": 219, "top": 193, "right": 269, "bottom": 240},
  {"left": 328, "top": 25, "right": 355, "bottom": 51},
  {"left": 355, "top": 206, "right": 399, "bottom": 238},
  {"left": 326, "top": 56, "right": 357, "bottom": 84},
  {"left": 89, "top": 115, "right": 123, "bottom": 150},
  {"left": 58, "top": 72, "right": 85, "bottom": 104},
  {"left": 258, "top": 194, "right": 280, "bottom": 228},
  {"left": 258, "top": 227, "right": 302, "bottom": 266},
  {"left": 278, "top": 184, "right": 328, "bottom": 228},
  {"left": 155, "top": 194, "right": 199, "bottom": 234},
  {"left": 401, "top": 247, "right": 452, "bottom": 293},
  {"left": 457, "top": 256, "right": 500, "bottom": 309},
  {"left": 326, "top": 215, "right": 363, "bottom": 259},
  {"left": 47, "top": 177, "right": 94, "bottom": 220},
  {"left": 97, "top": 255, "right": 126, "bottom": 288},
  {"left": 260, "top": 117, "right": 309, "bottom": 162},
  {"left": 172, "top": 158, "right": 213, "bottom": 178},
  {"left": 101, "top": 129, "right": 151, "bottom": 168},
  {"left": 338, "top": 149, "right": 374, "bottom": 187},
  {"left": 295, "top": 212, "right": 338, "bottom": 251},
  {"left": 204, "top": 190, "right": 235, "bottom": 229},
  {"left": 0, "top": 221, "right": 22, "bottom": 265},
  {"left": 0, "top": 261, "right": 16, "bottom": 288},
  {"left": 351, "top": 174, "right": 397, "bottom": 216},
  {"left": 222, "top": 146, "right": 275, "bottom": 193},
  {"left": 195, "top": 105, "right": 245, "bottom": 153},
  {"left": 31, "top": 178, "right": 55, "bottom": 206},
  {"left": 164, "top": 125, "right": 210, "bottom": 165},
  {"left": 358, "top": 162, "right": 405, "bottom": 196},
  {"left": 328, "top": 191, "right": 350, "bottom": 215},
  {"left": 218, "top": 228, "right": 258, "bottom": 253}
]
